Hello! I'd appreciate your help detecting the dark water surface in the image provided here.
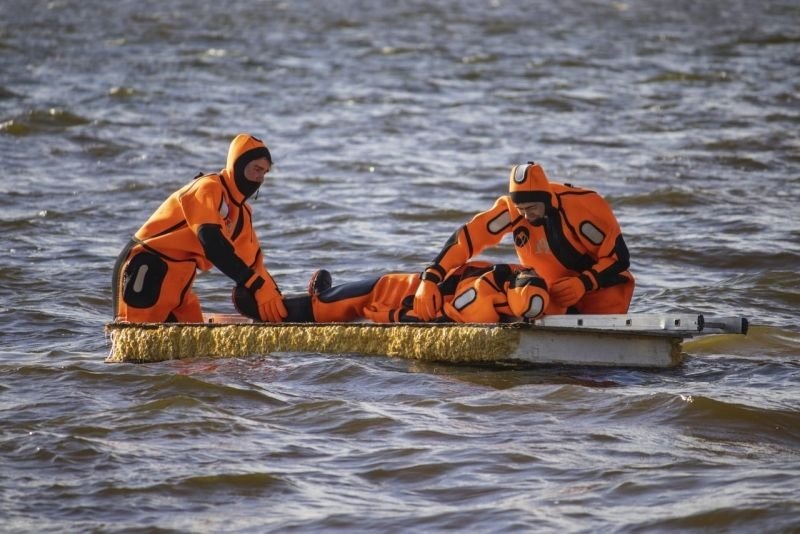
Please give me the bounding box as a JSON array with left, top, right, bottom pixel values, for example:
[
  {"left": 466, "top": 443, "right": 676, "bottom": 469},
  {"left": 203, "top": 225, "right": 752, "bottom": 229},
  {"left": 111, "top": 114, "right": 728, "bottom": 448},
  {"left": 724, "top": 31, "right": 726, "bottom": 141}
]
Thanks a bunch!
[{"left": 1, "top": 0, "right": 799, "bottom": 532}]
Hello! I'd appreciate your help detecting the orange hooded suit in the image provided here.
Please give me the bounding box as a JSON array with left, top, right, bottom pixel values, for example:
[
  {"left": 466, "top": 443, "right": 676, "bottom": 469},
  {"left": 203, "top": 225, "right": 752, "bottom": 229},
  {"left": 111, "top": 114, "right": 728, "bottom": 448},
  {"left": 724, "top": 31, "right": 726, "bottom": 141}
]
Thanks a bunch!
[
  {"left": 112, "top": 134, "right": 282, "bottom": 323},
  {"left": 415, "top": 163, "right": 634, "bottom": 317}
]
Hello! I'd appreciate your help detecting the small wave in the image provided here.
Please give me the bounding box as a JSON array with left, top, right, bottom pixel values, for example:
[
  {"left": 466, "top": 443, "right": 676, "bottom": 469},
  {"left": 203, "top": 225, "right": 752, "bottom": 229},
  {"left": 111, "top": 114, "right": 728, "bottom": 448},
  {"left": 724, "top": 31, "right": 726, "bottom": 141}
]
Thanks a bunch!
[
  {"left": 684, "top": 325, "right": 800, "bottom": 356},
  {"left": 134, "top": 370, "right": 288, "bottom": 407},
  {"left": 0, "top": 86, "right": 18, "bottom": 99},
  {"left": 358, "top": 459, "right": 470, "bottom": 485},
  {"left": 638, "top": 503, "right": 798, "bottom": 533},
  {"left": 738, "top": 33, "right": 800, "bottom": 46},
  {"left": 641, "top": 70, "right": 732, "bottom": 84},
  {"left": 73, "top": 136, "right": 131, "bottom": 159},
  {"left": 668, "top": 393, "right": 800, "bottom": 447},
  {"left": 1, "top": 108, "right": 90, "bottom": 136},
  {"left": 97, "top": 471, "right": 291, "bottom": 498},
  {"left": 0, "top": 119, "right": 31, "bottom": 136},
  {"left": 107, "top": 86, "right": 141, "bottom": 98},
  {"left": 460, "top": 53, "right": 497, "bottom": 65},
  {"left": 0, "top": 216, "right": 42, "bottom": 232},
  {"left": 713, "top": 155, "right": 770, "bottom": 171},
  {"left": 393, "top": 207, "right": 475, "bottom": 223},
  {"left": 618, "top": 187, "right": 704, "bottom": 207}
]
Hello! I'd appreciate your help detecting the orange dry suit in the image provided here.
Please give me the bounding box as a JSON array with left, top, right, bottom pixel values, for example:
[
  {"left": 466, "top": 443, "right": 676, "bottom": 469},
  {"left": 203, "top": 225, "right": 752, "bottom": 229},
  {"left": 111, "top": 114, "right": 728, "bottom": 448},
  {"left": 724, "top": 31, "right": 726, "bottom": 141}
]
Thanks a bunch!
[
  {"left": 266, "top": 261, "right": 549, "bottom": 324},
  {"left": 418, "top": 163, "right": 634, "bottom": 315},
  {"left": 112, "top": 134, "right": 280, "bottom": 323}
]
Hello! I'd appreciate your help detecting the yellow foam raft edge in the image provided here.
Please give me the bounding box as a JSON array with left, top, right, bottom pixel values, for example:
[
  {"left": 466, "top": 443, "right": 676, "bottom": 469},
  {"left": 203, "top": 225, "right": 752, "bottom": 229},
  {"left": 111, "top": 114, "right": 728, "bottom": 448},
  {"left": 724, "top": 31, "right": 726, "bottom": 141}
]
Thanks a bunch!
[{"left": 105, "top": 322, "right": 522, "bottom": 364}]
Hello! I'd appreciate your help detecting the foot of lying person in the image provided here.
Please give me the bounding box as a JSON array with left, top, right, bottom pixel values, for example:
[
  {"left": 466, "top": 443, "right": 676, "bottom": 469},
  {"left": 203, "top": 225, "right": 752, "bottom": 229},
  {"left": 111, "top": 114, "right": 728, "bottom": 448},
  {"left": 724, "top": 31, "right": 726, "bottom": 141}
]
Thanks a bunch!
[{"left": 307, "top": 269, "right": 333, "bottom": 296}]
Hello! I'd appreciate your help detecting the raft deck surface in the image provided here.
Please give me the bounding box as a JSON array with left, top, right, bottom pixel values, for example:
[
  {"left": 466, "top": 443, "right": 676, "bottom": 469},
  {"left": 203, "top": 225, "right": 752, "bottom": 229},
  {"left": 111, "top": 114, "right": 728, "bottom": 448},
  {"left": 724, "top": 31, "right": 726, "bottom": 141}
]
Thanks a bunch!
[{"left": 105, "top": 314, "right": 748, "bottom": 368}]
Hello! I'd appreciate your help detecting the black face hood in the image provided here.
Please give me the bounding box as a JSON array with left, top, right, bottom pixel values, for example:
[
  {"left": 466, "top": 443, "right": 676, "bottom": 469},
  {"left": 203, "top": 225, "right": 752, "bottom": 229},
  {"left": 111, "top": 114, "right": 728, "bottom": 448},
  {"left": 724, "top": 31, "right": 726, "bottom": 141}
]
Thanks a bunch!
[{"left": 233, "top": 146, "right": 272, "bottom": 199}]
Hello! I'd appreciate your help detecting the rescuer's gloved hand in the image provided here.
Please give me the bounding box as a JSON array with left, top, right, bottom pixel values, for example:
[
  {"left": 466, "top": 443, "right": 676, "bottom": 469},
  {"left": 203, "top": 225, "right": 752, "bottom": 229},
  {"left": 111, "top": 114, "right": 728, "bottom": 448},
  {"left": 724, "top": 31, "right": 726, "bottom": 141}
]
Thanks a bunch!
[
  {"left": 550, "top": 274, "right": 593, "bottom": 308},
  {"left": 412, "top": 265, "right": 444, "bottom": 321},
  {"left": 238, "top": 272, "right": 287, "bottom": 323}
]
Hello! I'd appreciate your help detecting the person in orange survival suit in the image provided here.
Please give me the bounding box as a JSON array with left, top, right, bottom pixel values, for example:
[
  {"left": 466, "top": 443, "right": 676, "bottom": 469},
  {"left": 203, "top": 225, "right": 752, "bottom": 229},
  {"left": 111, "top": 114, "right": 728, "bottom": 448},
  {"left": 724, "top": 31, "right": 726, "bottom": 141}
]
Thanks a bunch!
[
  {"left": 112, "top": 133, "right": 288, "bottom": 323},
  {"left": 413, "top": 162, "right": 634, "bottom": 320},
  {"left": 233, "top": 261, "right": 549, "bottom": 324}
]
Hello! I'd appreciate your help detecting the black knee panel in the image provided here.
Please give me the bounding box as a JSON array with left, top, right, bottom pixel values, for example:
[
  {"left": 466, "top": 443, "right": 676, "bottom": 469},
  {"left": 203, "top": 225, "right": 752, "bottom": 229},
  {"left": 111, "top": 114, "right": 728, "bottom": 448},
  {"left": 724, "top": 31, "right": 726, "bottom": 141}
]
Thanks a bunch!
[{"left": 122, "top": 252, "right": 168, "bottom": 309}]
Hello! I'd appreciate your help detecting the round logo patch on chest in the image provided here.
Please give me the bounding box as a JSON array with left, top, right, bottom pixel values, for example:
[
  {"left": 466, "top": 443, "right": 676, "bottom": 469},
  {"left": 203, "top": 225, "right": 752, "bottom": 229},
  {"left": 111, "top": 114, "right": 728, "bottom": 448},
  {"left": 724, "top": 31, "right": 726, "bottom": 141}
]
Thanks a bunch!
[{"left": 513, "top": 227, "right": 530, "bottom": 247}]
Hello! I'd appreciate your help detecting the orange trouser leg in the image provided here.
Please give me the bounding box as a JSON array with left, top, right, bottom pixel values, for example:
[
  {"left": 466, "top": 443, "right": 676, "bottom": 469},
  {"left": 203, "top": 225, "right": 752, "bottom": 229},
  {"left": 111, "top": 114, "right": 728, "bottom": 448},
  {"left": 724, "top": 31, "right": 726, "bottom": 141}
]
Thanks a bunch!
[
  {"left": 311, "top": 277, "right": 380, "bottom": 322},
  {"left": 574, "top": 278, "right": 635, "bottom": 314},
  {"left": 362, "top": 274, "right": 421, "bottom": 323},
  {"left": 312, "top": 273, "right": 420, "bottom": 323},
  {"left": 169, "top": 290, "right": 203, "bottom": 323}
]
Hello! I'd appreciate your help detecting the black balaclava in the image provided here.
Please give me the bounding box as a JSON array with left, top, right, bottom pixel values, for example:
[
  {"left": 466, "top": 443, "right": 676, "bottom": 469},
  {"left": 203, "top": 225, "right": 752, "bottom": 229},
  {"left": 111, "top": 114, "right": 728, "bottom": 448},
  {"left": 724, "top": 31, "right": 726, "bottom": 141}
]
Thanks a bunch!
[{"left": 233, "top": 146, "right": 272, "bottom": 200}]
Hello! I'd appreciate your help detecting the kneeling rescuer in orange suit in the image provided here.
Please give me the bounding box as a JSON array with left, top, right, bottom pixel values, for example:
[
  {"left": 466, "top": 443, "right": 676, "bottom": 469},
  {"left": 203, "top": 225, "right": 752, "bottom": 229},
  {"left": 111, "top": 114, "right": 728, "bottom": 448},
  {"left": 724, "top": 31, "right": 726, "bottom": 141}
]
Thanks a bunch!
[
  {"left": 413, "top": 162, "right": 635, "bottom": 320},
  {"left": 112, "top": 134, "right": 288, "bottom": 323}
]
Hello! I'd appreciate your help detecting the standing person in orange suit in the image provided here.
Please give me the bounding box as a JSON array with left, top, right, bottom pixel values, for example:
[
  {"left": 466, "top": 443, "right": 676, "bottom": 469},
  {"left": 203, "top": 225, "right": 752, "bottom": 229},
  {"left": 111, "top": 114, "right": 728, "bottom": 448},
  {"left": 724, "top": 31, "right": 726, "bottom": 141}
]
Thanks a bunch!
[
  {"left": 112, "top": 133, "right": 287, "bottom": 323},
  {"left": 413, "top": 162, "right": 634, "bottom": 320}
]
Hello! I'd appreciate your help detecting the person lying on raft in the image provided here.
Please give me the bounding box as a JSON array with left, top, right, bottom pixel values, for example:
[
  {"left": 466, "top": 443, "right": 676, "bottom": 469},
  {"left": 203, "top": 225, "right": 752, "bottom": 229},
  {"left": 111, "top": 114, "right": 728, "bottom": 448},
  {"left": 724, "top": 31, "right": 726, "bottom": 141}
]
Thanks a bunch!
[{"left": 233, "top": 260, "right": 549, "bottom": 324}]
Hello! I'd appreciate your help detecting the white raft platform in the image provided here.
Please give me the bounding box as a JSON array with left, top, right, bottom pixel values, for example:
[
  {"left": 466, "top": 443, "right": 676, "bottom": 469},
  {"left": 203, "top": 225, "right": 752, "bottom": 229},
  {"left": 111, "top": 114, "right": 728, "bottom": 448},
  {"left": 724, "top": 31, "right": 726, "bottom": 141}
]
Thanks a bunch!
[{"left": 105, "top": 313, "right": 748, "bottom": 368}]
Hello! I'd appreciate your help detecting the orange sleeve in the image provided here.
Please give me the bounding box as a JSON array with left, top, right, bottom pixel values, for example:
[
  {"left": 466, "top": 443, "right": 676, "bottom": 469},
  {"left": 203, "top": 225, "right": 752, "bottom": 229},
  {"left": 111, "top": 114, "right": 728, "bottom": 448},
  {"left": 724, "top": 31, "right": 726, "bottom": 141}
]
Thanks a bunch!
[
  {"left": 433, "top": 197, "right": 516, "bottom": 274},
  {"left": 178, "top": 178, "right": 226, "bottom": 235},
  {"left": 564, "top": 192, "right": 630, "bottom": 289}
]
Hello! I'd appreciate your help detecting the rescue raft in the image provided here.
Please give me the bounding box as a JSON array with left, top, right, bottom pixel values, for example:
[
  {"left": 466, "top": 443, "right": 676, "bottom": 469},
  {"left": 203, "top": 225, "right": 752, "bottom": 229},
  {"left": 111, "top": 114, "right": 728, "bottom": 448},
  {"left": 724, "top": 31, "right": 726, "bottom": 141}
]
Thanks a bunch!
[{"left": 105, "top": 313, "right": 748, "bottom": 368}]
